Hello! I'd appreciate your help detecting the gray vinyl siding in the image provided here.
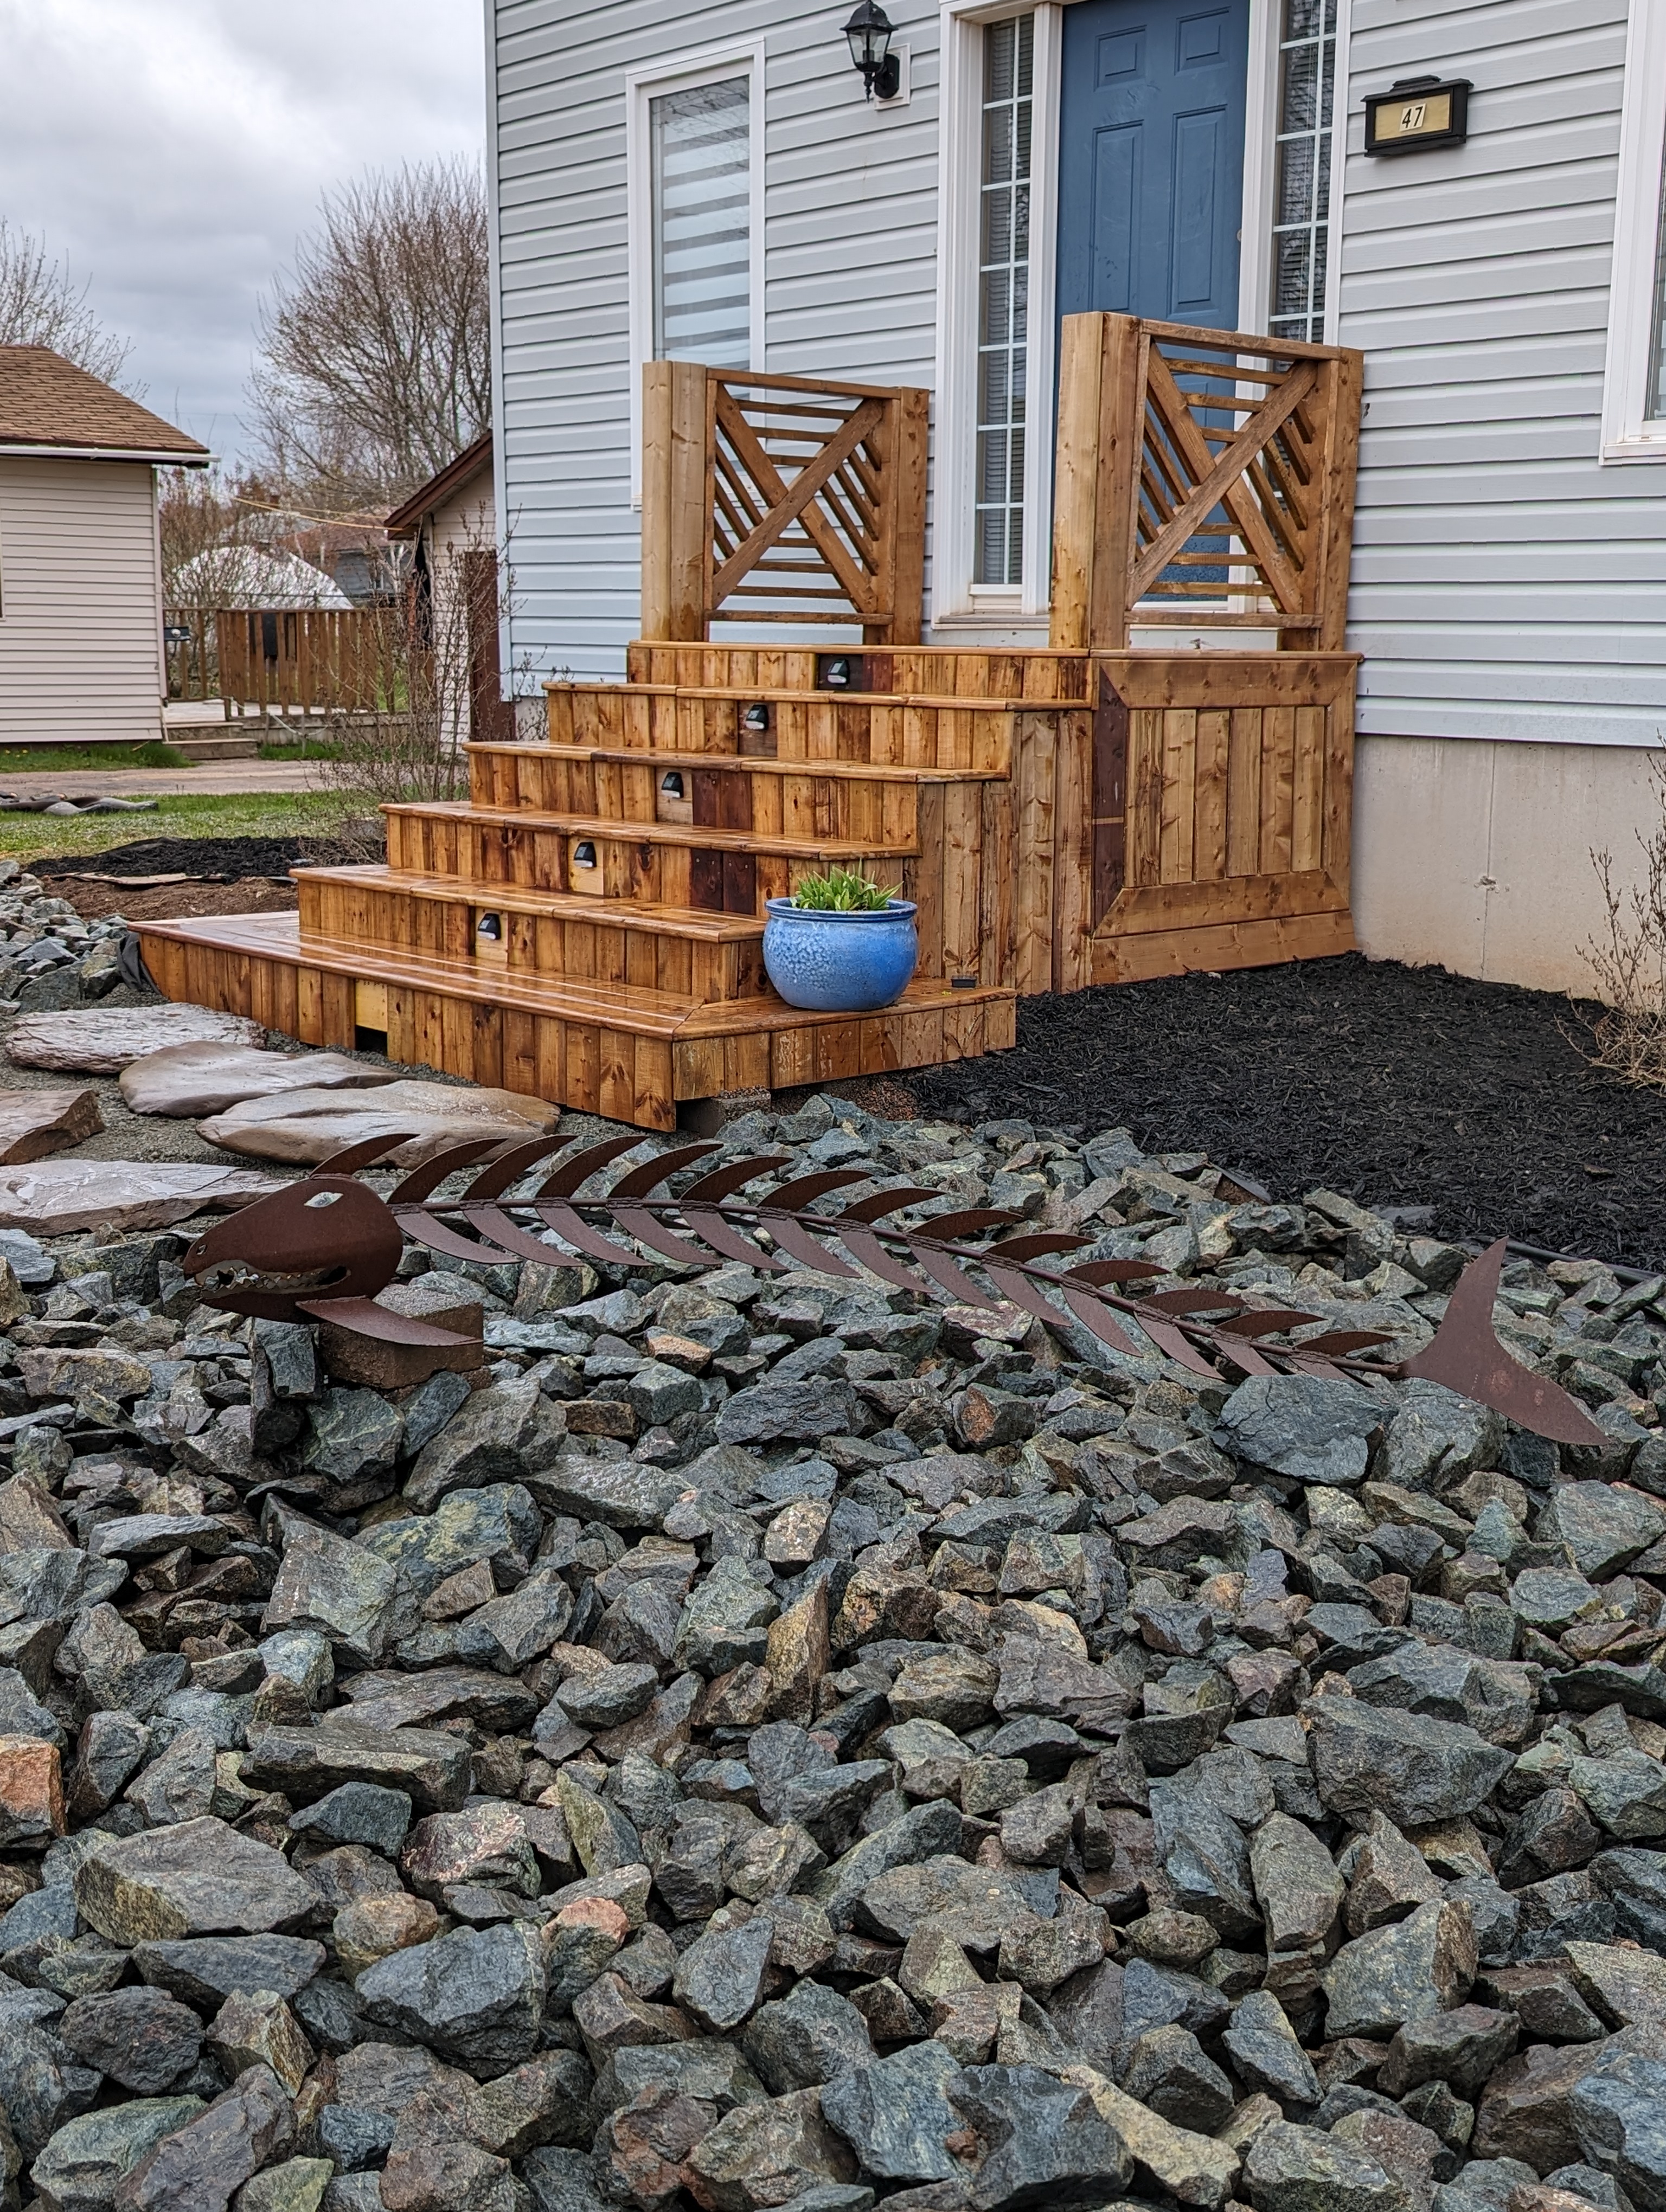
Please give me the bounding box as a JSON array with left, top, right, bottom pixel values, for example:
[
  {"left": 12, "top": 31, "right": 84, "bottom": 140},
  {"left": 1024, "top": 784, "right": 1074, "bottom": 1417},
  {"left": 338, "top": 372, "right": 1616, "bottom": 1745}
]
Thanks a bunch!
[
  {"left": 0, "top": 459, "right": 164, "bottom": 746},
  {"left": 1338, "top": 0, "right": 1666, "bottom": 748},
  {"left": 490, "top": 0, "right": 943, "bottom": 683}
]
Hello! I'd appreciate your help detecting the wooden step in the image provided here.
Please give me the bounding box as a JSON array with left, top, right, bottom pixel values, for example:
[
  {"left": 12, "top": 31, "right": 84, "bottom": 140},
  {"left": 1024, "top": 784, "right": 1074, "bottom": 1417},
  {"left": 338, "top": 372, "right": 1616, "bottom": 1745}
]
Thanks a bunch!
[
  {"left": 296, "top": 865, "right": 771, "bottom": 1005},
  {"left": 546, "top": 683, "right": 1030, "bottom": 772},
  {"left": 466, "top": 745, "right": 1002, "bottom": 841},
  {"left": 135, "top": 910, "right": 1016, "bottom": 1131},
  {"left": 383, "top": 801, "right": 913, "bottom": 917},
  {"left": 621, "top": 641, "right": 1094, "bottom": 703}
]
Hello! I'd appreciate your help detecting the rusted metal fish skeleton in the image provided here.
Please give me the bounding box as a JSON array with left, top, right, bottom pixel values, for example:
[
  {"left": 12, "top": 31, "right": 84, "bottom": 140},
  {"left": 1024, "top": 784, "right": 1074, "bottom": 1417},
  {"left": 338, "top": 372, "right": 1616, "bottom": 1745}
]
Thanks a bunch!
[{"left": 183, "top": 1132, "right": 1607, "bottom": 1450}]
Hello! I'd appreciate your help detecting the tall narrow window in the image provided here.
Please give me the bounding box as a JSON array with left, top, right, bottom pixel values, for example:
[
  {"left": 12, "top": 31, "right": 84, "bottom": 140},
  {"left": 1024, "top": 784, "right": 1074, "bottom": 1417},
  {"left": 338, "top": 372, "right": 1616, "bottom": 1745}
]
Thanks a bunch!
[
  {"left": 1648, "top": 153, "right": 1666, "bottom": 421},
  {"left": 975, "top": 15, "right": 1033, "bottom": 587},
  {"left": 1269, "top": 0, "right": 1337, "bottom": 342},
  {"left": 651, "top": 78, "right": 751, "bottom": 364}
]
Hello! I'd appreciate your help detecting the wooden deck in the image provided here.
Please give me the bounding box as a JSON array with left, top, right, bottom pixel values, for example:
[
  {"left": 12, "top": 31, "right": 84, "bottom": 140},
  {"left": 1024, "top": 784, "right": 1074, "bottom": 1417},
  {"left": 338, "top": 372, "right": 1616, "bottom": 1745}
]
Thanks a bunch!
[{"left": 138, "top": 314, "right": 1362, "bottom": 1130}]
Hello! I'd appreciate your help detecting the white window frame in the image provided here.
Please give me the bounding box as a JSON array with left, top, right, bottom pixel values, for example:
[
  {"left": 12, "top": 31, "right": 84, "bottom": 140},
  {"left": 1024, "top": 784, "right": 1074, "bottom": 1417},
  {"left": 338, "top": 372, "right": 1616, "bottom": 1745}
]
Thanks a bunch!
[
  {"left": 933, "top": 0, "right": 1310, "bottom": 629},
  {"left": 933, "top": 0, "right": 1063, "bottom": 628},
  {"left": 625, "top": 39, "right": 766, "bottom": 501},
  {"left": 1240, "top": 0, "right": 1351, "bottom": 346},
  {"left": 1600, "top": 0, "right": 1666, "bottom": 463}
]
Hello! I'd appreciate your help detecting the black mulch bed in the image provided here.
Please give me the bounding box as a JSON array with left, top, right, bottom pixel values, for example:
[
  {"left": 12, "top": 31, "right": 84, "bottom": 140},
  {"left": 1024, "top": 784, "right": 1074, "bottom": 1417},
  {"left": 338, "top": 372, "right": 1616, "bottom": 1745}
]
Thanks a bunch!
[
  {"left": 35, "top": 834, "right": 366, "bottom": 880},
  {"left": 905, "top": 953, "right": 1666, "bottom": 1272}
]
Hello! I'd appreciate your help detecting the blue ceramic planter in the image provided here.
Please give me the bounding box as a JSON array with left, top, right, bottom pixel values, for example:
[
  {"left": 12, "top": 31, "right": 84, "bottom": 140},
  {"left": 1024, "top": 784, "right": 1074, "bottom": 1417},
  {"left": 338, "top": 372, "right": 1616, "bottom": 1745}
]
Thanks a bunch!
[{"left": 762, "top": 897, "right": 919, "bottom": 1012}]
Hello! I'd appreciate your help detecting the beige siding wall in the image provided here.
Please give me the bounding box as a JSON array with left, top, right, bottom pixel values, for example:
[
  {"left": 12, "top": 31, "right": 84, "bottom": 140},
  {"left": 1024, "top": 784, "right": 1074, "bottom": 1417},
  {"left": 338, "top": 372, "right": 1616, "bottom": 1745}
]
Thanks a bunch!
[
  {"left": 425, "top": 467, "right": 497, "bottom": 743},
  {"left": 0, "top": 457, "right": 164, "bottom": 745}
]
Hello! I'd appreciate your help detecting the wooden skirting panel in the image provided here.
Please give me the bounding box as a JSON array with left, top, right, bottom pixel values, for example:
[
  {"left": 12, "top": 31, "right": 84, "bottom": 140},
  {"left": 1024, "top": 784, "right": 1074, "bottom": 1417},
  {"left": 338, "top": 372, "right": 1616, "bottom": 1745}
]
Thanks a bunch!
[{"left": 1092, "top": 908, "right": 1356, "bottom": 983}]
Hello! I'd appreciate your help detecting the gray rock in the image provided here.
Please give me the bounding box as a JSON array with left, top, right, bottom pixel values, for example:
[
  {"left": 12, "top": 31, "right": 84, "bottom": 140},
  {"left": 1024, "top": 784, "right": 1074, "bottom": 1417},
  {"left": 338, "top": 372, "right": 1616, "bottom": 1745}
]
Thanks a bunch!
[
  {"left": 133, "top": 1935, "right": 327, "bottom": 2009},
  {"left": 1120, "top": 2022, "right": 1236, "bottom": 2130},
  {"left": 947, "top": 2061, "right": 1135, "bottom": 2211},
  {"left": 1251, "top": 1811, "right": 1344, "bottom": 1953},
  {"left": 675, "top": 1555, "right": 780, "bottom": 1676},
  {"left": 260, "top": 1517, "right": 407, "bottom": 1668},
  {"left": 240, "top": 1716, "right": 475, "bottom": 1814},
  {"left": 1537, "top": 1484, "right": 1666, "bottom": 1583},
  {"left": 743, "top": 1979, "right": 873, "bottom": 2093},
  {"left": 356, "top": 1484, "right": 542, "bottom": 1599},
  {"left": 1241, "top": 2119, "right": 1414, "bottom": 2212},
  {"left": 854, "top": 1854, "right": 1054, "bottom": 1952},
  {"left": 32, "top": 2097, "right": 207, "bottom": 2212},
  {"left": 554, "top": 1663, "right": 659, "bottom": 1731},
  {"left": 58, "top": 1987, "right": 204, "bottom": 2095},
  {"left": 671, "top": 1914, "right": 774, "bottom": 2034},
  {"left": 302, "top": 1389, "right": 403, "bottom": 1486},
  {"left": 355, "top": 1919, "right": 546, "bottom": 2070},
  {"left": 1306, "top": 1698, "right": 1515, "bottom": 1827},
  {"left": 74, "top": 1817, "right": 317, "bottom": 1944},
  {"left": 1347, "top": 1642, "right": 1538, "bottom": 1750},
  {"left": 404, "top": 1380, "right": 568, "bottom": 1512},
  {"left": 287, "top": 1783, "right": 413, "bottom": 1856},
  {"left": 1223, "top": 1988, "right": 1322, "bottom": 2107},
  {"left": 1321, "top": 1900, "right": 1479, "bottom": 2039},
  {"left": 1377, "top": 2004, "right": 1519, "bottom": 2099},
  {"left": 716, "top": 1379, "right": 863, "bottom": 1446},
  {"left": 109, "top": 2060, "right": 294, "bottom": 2212},
  {"left": 820, "top": 2040, "right": 963, "bottom": 2183},
  {"left": 1569, "top": 2048, "right": 1666, "bottom": 2212},
  {"left": 1216, "top": 1374, "right": 1386, "bottom": 1487}
]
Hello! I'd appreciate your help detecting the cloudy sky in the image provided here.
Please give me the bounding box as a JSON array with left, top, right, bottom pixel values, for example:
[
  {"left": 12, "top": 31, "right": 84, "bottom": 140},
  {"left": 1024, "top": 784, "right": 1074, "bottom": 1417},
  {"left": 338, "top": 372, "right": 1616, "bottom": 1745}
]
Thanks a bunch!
[{"left": 0, "top": 0, "right": 485, "bottom": 462}]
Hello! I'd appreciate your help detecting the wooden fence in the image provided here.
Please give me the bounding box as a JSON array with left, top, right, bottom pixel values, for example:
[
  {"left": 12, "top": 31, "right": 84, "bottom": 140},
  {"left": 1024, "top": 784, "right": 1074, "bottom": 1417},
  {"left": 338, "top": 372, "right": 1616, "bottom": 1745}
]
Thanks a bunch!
[
  {"left": 207, "top": 608, "right": 388, "bottom": 713},
  {"left": 1051, "top": 313, "right": 1363, "bottom": 653},
  {"left": 640, "top": 362, "right": 928, "bottom": 646}
]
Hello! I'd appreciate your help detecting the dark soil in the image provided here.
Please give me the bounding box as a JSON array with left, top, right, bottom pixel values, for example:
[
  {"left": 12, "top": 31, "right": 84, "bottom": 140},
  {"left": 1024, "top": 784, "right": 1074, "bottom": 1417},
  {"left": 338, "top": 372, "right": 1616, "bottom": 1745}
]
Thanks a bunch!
[
  {"left": 34, "top": 833, "right": 364, "bottom": 880},
  {"left": 904, "top": 953, "right": 1666, "bottom": 1272},
  {"left": 49, "top": 879, "right": 302, "bottom": 924}
]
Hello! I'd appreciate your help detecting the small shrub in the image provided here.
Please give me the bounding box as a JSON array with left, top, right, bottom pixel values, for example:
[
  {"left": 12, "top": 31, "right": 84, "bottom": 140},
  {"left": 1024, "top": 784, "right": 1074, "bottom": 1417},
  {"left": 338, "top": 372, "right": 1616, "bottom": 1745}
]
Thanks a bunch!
[
  {"left": 132, "top": 740, "right": 188, "bottom": 768},
  {"left": 789, "top": 866, "right": 899, "bottom": 911},
  {"left": 1581, "top": 753, "right": 1666, "bottom": 1088}
]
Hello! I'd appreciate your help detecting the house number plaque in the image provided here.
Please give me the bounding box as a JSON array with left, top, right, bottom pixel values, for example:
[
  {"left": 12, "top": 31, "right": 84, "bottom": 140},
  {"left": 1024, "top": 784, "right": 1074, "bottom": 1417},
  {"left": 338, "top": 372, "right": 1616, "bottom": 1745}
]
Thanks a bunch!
[{"left": 1364, "top": 75, "right": 1471, "bottom": 155}]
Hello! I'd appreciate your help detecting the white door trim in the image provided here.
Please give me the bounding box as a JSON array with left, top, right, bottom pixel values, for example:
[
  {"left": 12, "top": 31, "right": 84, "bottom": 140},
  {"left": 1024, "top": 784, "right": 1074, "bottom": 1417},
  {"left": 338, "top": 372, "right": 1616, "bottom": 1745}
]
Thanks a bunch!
[
  {"left": 932, "top": 0, "right": 1290, "bottom": 634},
  {"left": 931, "top": 0, "right": 1062, "bottom": 629}
]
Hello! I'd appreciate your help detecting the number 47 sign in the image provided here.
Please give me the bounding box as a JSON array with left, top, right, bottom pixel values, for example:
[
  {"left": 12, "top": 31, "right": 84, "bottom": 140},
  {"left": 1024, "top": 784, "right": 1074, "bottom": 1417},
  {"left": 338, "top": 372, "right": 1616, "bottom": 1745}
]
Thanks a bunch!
[{"left": 1364, "top": 74, "right": 1472, "bottom": 155}]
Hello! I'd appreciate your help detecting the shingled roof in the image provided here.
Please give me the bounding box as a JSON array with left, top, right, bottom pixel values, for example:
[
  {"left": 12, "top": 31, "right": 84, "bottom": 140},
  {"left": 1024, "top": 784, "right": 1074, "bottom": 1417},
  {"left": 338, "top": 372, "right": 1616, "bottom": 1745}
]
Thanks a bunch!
[{"left": 0, "top": 346, "right": 210, "bottom": 461}]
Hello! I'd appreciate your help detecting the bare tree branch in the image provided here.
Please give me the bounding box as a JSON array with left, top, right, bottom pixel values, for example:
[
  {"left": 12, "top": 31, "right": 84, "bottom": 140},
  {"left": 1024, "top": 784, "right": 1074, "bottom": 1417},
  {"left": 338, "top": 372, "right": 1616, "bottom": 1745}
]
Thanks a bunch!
[
  {"left": 0, "top": 220, "right": 135, "bottom": 388},
  {"left": 250, "top": 159, "right": 491, "bottom": 508}
]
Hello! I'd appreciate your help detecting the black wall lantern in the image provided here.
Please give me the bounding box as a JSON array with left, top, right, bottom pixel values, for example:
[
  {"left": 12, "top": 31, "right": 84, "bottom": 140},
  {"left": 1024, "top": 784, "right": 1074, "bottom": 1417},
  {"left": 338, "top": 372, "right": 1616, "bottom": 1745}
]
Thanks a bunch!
[{"left": 844, "top": 1, "right": 900, "bottom": 101}]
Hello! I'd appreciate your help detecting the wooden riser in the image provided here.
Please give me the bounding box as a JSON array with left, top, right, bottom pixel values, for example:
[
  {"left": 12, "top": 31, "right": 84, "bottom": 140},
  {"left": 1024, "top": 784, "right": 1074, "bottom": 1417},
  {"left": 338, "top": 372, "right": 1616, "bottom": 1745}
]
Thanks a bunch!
[
  {"left": 135, "top": 912, "right": 1015, "bottom": 1131},
  {"left": 622, "top": 642, "right": 1093, "bottom": 702},
  {"left": 383, "top": 802, "right": 912, "bottom": 917},
  {"left": 465, "top": 748, "right": 969, "bottom": 846},
  {"left": 296, "top": 868, "right": 771, "bottom": 1005},
  {"left": 545, "top": 687, "right": 1024, "bottom": 773}
]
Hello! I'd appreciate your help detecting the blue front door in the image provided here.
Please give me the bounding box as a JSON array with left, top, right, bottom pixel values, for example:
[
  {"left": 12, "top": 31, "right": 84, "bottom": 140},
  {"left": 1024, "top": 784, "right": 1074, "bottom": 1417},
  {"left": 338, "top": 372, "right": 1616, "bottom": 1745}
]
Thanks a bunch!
[{"left": 1056, "top": 0, "right": 1250, "bottom": 329}]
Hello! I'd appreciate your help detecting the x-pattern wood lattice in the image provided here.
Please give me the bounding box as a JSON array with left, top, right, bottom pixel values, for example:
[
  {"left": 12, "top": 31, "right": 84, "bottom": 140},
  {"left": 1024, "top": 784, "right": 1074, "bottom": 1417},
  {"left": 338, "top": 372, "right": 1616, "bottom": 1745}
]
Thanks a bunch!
[{"left": 1128, "top": 323, "right": 1348, "bottom": 630}]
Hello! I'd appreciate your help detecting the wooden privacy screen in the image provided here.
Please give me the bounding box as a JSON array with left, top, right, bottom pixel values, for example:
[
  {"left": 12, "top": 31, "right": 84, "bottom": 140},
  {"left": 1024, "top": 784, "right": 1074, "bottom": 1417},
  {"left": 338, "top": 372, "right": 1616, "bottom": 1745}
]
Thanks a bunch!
[
  {"left": 1052, "top": 313, "right": 1363, "bottom": 652},
  {"left": 1084, "top": 654, "right": 1357, "bottom": 981},
  {"left": 640, "top": 361, "right": 928, "bottom": 645},
  {"left": 213, "top": 608, "right": 383, "bottom": 713}
]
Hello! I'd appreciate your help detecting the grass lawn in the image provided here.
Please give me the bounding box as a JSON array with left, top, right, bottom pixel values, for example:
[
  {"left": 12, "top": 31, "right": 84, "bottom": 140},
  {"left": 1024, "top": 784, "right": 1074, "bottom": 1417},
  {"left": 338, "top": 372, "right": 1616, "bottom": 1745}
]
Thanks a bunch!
[
  {"left": 0, "top": 742, "right": 189, "bottom": 774},
  {"left": 0, "top": 790, "right": 354, "bottom": 862}
]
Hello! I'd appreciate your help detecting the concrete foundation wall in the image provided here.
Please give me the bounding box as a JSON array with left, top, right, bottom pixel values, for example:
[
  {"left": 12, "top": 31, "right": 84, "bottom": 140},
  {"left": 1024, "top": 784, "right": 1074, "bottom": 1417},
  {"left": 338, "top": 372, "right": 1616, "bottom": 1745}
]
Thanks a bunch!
[{"left": 1351, "top": 734, "right": 1664, "bottom": 999}]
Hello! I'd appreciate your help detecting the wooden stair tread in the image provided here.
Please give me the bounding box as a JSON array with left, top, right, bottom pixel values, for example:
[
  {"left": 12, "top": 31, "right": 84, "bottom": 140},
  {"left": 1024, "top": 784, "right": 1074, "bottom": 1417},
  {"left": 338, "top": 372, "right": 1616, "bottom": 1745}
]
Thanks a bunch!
[
  {"left": 547, "top": 681, "right": 1088, "bottom": 711},
  {"left": 296, "top": 864, "right": 767, "bottom": 941},
  {"left": 470, "top": 742, "right": 1008, "bottom": 784},
  {"left": 385, "top": 800, "right": 917, "bottom": 859},
  {"left": 138, "top": 910, "right": 1010, "bottom": 1040}
]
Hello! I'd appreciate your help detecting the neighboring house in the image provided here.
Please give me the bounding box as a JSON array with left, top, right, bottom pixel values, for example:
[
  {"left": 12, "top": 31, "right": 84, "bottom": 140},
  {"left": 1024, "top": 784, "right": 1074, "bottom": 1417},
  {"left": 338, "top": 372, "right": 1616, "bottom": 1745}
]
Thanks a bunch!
[
  {"left": 482, "top": 0, "right": 1666, "bottom": 994},
  {"left": 0, "top": 346, "right": 209, "bottom": 744},
  {"left": 170, "top": 549, "right": 353, "bottom": 610},
  {"left": 384, "top": 433, "right": 514, "bottom": 742}
]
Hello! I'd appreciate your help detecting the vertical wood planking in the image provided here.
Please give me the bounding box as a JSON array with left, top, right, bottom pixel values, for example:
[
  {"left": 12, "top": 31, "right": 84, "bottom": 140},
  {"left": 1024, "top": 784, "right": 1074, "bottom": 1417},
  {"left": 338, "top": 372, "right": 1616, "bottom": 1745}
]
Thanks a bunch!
[
  {"left": 1193, "top": 710, "right": 1231, "bottom": 883},
  {"left": 1013, "top": 711, "right": 1057, "bottom": 994},
  {"left": 1226, "top": 708, "right": 1264, "bottom": 877}
]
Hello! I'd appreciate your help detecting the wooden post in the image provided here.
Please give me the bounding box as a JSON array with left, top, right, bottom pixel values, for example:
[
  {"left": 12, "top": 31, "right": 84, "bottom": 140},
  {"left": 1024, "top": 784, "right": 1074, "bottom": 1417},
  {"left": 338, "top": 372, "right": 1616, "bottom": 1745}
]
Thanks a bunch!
[
  {"left": 1306, "top": 348, "right": 1364, "bottom": 654},
  {"left": 875, "top": 387, "right": 929, "bottom": 645},
  {"left": 1049, "top": 313, "right": 1143, "bottom": 652},
  {"left": 639, "top": 359, "right": 709, "bottom": 641}
]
